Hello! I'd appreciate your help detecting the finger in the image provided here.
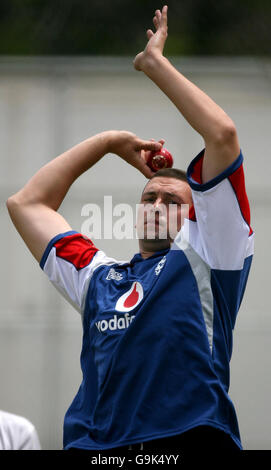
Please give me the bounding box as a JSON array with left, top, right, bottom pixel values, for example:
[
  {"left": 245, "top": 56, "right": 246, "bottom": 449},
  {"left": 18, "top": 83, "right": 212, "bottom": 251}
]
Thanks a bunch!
[
  {"left": 141, "top": 164, "right": 155, "bottom": 179},
  {"left": 153, "top": 15, "right": 159, "bottom": 30},
  {"left": 141, "top": 149, "right": 148, "bottom": 163},
  {"left": 148, "top": 138, "right": 165, "bottom": 147},
  {"left": 136, "top": 140, "right": 163, "bottom": 152},
  {"left": 161, "top": 5, "right": 168, "bottom": 27},
  {"left": 143, "top": 139, "right": 155, "bottom": 161},
  {"left": 146, "top": 29, "right": 154, "bottom": 39},
  {"left": 155, "top": 9, "right": 162, "bottom": 24},
  {"left": 143, "top": 139, "right": 165, "bottom": 161},
  {"left": 141, "top": 148, "right": 154, "bottom": 163},
  {"left": 149, "top": 138, "right": 165, "bottom": 147}
]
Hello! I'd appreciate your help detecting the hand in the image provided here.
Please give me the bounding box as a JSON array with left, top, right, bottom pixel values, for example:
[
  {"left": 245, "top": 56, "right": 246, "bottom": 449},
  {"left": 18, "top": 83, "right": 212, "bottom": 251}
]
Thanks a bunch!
[
  {"left": 134, "top": 5, "right": 168, "bottom": 72},
  {"left": 108, "top": 130, "right": 164, "bottom": 178}
]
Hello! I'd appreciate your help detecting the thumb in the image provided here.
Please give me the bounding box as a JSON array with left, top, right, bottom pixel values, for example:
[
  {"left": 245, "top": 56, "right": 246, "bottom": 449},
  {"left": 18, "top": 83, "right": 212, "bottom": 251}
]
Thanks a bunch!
[
  {"left": 136, "top": 139, "right": 163, "bottom": 152},
  {"left": 133, "top": 156, "right": 155, "bottom": 179},
  {"left": 130, "top": 151, "right": 155, "bottom": 178}
]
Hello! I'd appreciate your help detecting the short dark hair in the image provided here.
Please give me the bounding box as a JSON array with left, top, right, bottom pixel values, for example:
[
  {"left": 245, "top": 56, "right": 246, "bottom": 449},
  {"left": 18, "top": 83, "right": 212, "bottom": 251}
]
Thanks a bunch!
[
  {"left": 141, "top": 168, "right": 188, "bottom": 198},
  {"left": 149, "top": 168, "right": 188, "bottom": 183}
]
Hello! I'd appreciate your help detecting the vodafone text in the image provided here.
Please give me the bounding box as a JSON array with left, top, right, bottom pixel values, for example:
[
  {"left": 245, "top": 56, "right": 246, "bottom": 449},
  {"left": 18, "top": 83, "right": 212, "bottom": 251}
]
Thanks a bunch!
[{"left": 95, "top": 313, "right": 135, "bottom": 332}]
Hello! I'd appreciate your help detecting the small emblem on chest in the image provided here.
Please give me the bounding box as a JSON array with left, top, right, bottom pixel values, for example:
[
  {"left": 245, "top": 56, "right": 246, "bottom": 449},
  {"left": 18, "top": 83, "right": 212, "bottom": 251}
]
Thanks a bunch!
[
  {"left": 155, "top": 256, "right": 166, "bottom": 276},
  {"left": 106, "top": 268, "right": 124, "bottom": 281}
]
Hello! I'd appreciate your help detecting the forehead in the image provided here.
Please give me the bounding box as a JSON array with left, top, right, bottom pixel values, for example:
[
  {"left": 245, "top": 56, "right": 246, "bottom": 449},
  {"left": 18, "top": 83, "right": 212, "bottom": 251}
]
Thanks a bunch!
[{"left": 142, "top": 177, "right": 191, "bottom": 199}]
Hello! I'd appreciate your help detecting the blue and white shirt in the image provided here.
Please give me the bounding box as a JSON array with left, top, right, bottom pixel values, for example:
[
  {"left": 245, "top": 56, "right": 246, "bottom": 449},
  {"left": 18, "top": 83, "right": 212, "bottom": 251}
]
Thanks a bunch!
[{"left": 40, "top": 149, "right": 254, "bottom": 450}]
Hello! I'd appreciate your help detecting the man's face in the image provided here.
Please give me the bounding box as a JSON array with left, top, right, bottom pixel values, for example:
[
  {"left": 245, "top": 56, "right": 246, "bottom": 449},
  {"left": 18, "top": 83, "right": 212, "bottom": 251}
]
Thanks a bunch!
[{"left": 137, "top": 176, "right": 193, "bottom": 252}]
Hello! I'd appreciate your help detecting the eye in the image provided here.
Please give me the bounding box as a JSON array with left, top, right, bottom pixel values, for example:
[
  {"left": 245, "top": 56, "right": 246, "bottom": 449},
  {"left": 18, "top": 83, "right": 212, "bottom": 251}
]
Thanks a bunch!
[
  {"left": 144, "top": 197, "right": 155, "bottom": 203},
  {"left": 168, "top": 200, "right": 179, "bottom": 205}
]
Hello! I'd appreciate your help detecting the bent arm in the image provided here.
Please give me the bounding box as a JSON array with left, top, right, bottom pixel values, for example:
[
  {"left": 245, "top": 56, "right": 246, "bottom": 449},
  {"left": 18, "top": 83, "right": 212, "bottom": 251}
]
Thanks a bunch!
[
  {"left": 134, "top": 6, "right": 240, "bottom": 183},
  {"left": 6, "top": 132, "right": 110, "bottom": 263},
  {"left": 6, "top": 130, "right": 162, "bottom": 263}
]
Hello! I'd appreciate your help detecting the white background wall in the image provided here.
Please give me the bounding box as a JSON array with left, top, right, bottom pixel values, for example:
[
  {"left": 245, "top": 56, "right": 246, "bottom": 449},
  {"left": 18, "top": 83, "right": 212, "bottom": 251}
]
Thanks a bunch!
[{"left": 0, "top": 56, "right": 270, "bottom": 449}]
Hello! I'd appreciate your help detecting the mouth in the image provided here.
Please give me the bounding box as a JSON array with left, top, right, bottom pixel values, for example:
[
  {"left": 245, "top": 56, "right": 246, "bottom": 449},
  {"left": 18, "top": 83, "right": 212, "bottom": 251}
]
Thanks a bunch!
[
  {"left": 144, "top": 214, "right": 167, "bottom": 225},
  {"left": 144, "top": 220, "right": 160, "bottom": 227},
  {"left": 144, "top": 221, "right": 167, "bottom": 234}
]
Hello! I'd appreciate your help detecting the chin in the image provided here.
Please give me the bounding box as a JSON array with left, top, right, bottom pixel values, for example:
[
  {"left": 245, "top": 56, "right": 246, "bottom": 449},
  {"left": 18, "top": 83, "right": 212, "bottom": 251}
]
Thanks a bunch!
[{"left": 141, "top": 238, "right": 171, "bottom": 251}]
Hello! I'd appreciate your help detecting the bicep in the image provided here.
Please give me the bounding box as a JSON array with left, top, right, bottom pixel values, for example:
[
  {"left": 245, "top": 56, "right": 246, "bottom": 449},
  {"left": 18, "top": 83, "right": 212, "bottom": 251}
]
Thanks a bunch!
[{"left": 6, "top": 199, "right": 72, "bottom": 263}]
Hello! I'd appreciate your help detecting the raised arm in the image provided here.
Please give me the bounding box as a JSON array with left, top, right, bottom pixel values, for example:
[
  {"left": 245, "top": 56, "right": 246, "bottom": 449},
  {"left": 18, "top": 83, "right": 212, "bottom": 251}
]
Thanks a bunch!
[
  {"left": 134, "top": 5, "right": 240, "bottom": 183},
  {"left": 6, "top": 130, "right": 162, "bottom": 263}
]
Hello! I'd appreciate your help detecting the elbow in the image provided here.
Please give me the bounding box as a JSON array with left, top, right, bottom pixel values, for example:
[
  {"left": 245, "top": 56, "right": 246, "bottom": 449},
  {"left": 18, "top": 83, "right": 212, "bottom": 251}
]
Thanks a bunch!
[
  {"left": 6, "top": 195, "right": 18, "bottom": 216},
  {"left": 6, "top": 192, "right": 24, "bottom": 216},
  {"left": 214, "top": 120, "right": 238, "bottom": 146},
  {"left": 6, "top": 194, "right": 16, "bottom": 210}
]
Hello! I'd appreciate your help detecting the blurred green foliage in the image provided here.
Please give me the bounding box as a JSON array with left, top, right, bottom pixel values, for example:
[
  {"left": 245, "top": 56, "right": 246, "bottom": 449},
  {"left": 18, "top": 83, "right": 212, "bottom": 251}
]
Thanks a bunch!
[{"left": 0, "top": 0, "right": 270, "bottom": 55}]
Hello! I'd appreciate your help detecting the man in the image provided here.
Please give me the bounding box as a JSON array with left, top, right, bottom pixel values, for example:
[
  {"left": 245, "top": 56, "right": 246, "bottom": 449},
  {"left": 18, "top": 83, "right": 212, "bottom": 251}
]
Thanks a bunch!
[
  {"left": 0, "top": 410, "right": 41, "bottom": 450},
  {"left": 6, "top": 6, "right": 253, "bottom": 451}
]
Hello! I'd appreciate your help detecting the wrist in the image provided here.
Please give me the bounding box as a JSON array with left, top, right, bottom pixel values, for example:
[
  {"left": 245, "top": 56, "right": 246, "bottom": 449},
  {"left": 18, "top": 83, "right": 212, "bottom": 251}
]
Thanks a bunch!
[
  {"left": 88, "top": 130, "right": 117, "bottom": 155},
  {"left": 104, "top": 130, "right": 120, "bottom": 154},
  {"left": 141, "top": 51, "right": 167, "bottom": 74}
]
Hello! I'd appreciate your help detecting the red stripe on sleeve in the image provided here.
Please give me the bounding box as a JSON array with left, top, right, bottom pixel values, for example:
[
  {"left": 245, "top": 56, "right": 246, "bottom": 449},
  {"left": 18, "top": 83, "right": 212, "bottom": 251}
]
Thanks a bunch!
[
  {"left": 189, "top": 205, "right": 196, "bottom": 221},
  {"left": 190, "top": 153, "right": 203, "bottom": 184},
  {"left": 188, "top": 154, "right": 204, "bottom": 221},
  {"left": 54, "top": 234, "right": 99, "bottom": 270},
  {"left": 228, "top": 165, "right": 253, "bottom": 235}
]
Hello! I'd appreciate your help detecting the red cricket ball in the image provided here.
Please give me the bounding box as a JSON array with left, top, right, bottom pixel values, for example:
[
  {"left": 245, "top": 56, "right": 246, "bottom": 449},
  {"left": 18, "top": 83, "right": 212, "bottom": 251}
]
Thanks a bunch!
[{"left": 147, "top": 148, "right": 173, "bottom": 172}]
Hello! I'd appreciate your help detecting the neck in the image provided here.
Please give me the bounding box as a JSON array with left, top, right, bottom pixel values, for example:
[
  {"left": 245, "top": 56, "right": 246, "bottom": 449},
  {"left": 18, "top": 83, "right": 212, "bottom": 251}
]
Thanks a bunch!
[{"left": 139, "top": 239, "right": 170, "bottom": 259}]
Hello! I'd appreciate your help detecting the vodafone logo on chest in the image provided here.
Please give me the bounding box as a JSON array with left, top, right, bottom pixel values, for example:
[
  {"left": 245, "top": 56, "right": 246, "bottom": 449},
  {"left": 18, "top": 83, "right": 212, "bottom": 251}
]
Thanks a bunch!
[
  {"left": 115, "top": 281, "right": 144, "bottom": 312},
  {"left": 95, "top": 282, "right": 144, "bottom": 333}
]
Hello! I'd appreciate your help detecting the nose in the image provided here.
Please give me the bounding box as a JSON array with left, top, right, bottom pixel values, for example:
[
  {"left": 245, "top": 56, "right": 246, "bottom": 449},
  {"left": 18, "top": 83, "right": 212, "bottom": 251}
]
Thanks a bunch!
[{"left": 152, "top": 197, "right": 163, "bottom": 209}]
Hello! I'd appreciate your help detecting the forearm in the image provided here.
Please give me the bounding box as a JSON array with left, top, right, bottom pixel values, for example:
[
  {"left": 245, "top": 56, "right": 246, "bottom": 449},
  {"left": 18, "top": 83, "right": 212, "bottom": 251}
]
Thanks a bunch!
[
  {"left": 134, "top": 5, "right": 239, "bottom": 182},
  {"left": 8, "top": 131, "right": 111, "bottom": 211},
  {"left": 142, "top": 54, "right": 234, "bottom": 143},
  {"left": 6, "top": 130, "right": 161, "bottom": 263}
]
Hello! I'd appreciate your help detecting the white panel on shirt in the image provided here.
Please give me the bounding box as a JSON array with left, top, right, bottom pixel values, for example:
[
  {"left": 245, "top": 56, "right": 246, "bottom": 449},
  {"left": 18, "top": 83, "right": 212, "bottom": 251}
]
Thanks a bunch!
[
  {"left": 176, "top": 178, "right": 254, "bottom": 271},
  {"left": 43, "top": 248, "right": 120, "bottom": 314}
]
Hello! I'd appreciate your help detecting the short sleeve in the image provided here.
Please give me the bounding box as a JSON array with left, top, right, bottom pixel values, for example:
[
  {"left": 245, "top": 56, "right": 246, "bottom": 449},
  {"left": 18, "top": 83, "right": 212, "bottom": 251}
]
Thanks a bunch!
[
  {"left": 184, "top": 149, "right": 254, "bottom": 270},
  {"left": 40, "top": 231, "right": 118, "bottom": 313},
  {"left": 0, "top": 411, "right": 41, "bottom": 450}
]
